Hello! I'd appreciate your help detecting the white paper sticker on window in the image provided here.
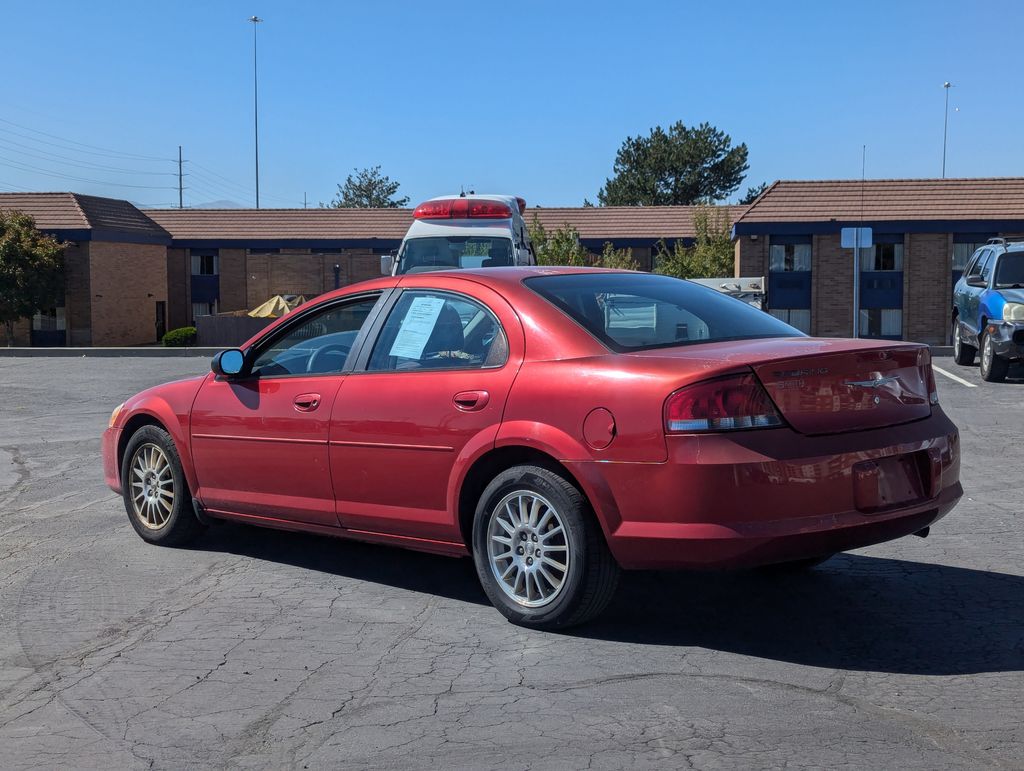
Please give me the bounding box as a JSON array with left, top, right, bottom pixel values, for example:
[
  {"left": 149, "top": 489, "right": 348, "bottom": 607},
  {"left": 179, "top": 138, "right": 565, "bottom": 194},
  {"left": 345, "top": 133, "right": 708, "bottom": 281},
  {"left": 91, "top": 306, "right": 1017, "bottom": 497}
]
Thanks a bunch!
[{"left": 389, "top": 296, "right": 446, "bottom": 359}]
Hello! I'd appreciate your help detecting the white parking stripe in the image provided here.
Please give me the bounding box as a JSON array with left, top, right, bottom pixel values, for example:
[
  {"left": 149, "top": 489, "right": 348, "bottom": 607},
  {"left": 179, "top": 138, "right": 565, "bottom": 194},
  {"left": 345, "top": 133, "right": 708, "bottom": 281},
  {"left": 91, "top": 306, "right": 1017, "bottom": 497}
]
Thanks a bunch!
[{"left": 932, "top": 364, "right": 978, "bottom": 388}]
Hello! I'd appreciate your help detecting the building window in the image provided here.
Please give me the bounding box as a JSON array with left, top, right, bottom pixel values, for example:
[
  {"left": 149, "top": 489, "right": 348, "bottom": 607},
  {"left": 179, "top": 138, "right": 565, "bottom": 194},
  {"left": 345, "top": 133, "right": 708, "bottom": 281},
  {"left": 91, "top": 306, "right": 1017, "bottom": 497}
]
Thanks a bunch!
[
  {"left": 769, "top": 243, "right": 811, "bottom": 272},
  {"left": 859, "top": 242, "right": 904, "bottom": 271},
  {"left": 33, "top": 307, "right": 66, "bottom": 331},
  {"left": 859, "top": 308, "right": 902, "bottom": 338},
  {"left": 191, "top": 300, "right": 219, "bottom": 322},
  {"left": 190, "top": 250, "right": 219, "bottom": 276},
  {"left": 768, "top": 308, "right": 810, "bottom": 334}
]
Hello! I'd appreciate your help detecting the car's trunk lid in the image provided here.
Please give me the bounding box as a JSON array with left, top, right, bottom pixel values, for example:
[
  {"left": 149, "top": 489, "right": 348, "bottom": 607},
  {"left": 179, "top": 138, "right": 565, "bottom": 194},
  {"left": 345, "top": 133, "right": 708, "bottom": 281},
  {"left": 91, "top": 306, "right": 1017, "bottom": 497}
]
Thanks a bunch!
[{"left": 628, "top": 337, "right": 933, "bottom": 436}]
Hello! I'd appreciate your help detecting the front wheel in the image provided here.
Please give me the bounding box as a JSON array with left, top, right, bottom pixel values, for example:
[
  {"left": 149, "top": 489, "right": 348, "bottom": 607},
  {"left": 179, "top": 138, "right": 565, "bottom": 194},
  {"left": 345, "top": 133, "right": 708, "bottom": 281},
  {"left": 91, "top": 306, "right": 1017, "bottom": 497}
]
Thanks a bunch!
[
  {"left": 121, "top": 425, "right": 204, "bottom": 546},
  {"left": 472, "top": 465, "right": 620, "bottom": 629},
  {"left": 980, "top": 330, "right": 1009, "bottom": 382},
  {"left": 952, "top": 317, "right": 976, "bottom": 366}
]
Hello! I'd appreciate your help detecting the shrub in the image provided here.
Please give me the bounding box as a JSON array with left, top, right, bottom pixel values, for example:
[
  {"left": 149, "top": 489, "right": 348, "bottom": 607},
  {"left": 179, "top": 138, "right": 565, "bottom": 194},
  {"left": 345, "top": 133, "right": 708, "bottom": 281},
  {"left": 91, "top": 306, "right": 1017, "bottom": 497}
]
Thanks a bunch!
[{"left": 162, "top": 326, "right": 197, "bottom": 347}]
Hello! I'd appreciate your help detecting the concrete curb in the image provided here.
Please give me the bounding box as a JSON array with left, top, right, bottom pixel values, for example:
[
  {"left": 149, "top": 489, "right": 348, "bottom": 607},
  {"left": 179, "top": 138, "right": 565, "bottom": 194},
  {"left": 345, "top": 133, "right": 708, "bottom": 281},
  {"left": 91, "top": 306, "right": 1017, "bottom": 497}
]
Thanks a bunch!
[{"left": 0, "top": 347, "right": 221, "bottom": 358}]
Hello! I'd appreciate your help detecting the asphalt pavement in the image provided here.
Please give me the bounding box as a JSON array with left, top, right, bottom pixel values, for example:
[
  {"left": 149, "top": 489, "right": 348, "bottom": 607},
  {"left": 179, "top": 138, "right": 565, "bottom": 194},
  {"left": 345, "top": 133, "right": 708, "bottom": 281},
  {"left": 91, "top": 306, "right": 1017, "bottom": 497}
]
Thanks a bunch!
[{"left": 0, "top": 355, "right": 1022, "bottom": 769}]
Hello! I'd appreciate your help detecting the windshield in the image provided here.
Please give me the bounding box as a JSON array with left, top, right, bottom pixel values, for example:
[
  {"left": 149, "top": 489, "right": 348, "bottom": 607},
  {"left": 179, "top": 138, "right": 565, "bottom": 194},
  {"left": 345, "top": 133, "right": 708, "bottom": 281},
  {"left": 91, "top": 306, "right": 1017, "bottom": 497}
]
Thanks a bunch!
[
  {"left": 526, "top": 272, "right": 804, "bottom": 353},
  {"left": 994, "top": 252, "right": 1024, "bottom": 288},
  {"left": 396, "top": 236, "right": 514, "bottom": 274}
]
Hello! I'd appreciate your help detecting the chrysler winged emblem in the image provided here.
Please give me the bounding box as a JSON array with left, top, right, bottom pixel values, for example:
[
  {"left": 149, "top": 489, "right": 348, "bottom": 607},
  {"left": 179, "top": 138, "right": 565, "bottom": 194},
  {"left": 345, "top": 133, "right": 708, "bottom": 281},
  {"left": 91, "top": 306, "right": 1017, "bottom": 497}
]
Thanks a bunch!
[{"left": 843, "top": 375, "right": 899, "bottom": 389}]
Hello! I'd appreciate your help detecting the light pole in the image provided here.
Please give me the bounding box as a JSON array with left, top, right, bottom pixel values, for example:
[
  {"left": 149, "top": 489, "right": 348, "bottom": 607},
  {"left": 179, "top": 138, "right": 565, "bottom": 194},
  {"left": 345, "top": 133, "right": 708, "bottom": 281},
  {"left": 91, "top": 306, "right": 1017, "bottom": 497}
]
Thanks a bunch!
[
  {"left": 942, "top": 81, "right": 952, "bottom": 179},
  {"left": 249, "top": 15, "right": 263, "bottom": 208}
]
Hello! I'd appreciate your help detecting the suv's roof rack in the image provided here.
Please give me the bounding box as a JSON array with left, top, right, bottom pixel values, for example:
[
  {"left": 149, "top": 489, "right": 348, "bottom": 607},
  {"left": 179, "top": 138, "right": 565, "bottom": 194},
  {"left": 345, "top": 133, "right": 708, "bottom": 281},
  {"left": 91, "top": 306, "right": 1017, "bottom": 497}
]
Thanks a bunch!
[{"left": 986, "top": 236, "right": 1024, "bottom": 246}]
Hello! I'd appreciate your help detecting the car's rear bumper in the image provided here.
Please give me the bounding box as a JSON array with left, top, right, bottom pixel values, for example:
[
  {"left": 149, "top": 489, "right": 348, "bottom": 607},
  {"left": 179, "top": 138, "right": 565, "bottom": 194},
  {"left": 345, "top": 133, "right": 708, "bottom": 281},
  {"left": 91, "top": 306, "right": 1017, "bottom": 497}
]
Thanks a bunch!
[
  {"left": 575, "top": 408, "right": 962, "bottom": 570},
  {"left": 102, "top": 427, "right": 121, "bottom": 494}
]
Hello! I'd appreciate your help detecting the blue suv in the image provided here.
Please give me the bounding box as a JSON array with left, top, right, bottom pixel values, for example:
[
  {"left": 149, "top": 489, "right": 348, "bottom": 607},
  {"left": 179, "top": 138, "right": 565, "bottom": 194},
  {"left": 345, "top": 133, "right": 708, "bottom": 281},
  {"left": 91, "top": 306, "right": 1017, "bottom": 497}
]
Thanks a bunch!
[{"left": 952, "top": 238, "right": 1024, "bottom": 381}]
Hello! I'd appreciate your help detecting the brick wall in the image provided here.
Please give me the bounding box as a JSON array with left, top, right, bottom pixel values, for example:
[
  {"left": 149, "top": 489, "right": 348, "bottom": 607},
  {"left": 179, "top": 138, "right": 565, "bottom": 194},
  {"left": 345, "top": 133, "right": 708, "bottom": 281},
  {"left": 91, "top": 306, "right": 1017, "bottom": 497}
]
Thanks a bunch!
[
  {"left": 64, "top": 242, "right": 92, "bottom": 346},
  {"left": 218, "top": 249, "right": 247, "bottom": 312},
  {"left": 242, "top": 249, "right": 383, "bottom": 308},
  {"left": 734, "top": 235, "right": 768, "bottom": 277},
  {"left": 166, "top": 248, "right": 189, "bottom": 331},
  {"left": 810, "top": 234, "right": 854, "bottom": 337},
  {"left": 904, "top": 233, "right": 951, "bottom": 345},
  {"left": 89, "top": 241, "right": 168, "bottom": 346}
]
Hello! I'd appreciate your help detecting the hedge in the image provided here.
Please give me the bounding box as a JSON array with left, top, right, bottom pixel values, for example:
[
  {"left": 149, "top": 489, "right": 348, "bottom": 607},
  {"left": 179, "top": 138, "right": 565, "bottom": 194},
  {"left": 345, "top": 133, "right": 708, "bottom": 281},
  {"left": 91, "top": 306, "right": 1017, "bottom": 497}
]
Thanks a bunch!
[{"left": 162, "top": 326, "right": 197, "bottom": 347}]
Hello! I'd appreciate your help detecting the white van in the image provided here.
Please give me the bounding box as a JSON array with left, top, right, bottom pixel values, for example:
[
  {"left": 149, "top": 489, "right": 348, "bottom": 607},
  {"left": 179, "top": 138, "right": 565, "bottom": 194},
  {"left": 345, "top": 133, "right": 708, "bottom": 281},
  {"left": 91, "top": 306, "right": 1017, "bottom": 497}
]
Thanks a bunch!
[{"left": 383, "top": 194, "right": 536, "bottom": 275}]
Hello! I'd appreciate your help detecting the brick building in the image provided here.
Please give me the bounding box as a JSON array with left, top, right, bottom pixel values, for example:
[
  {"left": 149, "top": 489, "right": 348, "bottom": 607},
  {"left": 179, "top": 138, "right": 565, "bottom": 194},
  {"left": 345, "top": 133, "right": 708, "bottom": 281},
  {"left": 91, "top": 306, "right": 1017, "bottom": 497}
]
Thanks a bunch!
[
  {"left": 733, "top": 178, "right": 1024, "bottom": 344},
  {"left": 0, "top": 193, "right": 170, "bottom": 346}
]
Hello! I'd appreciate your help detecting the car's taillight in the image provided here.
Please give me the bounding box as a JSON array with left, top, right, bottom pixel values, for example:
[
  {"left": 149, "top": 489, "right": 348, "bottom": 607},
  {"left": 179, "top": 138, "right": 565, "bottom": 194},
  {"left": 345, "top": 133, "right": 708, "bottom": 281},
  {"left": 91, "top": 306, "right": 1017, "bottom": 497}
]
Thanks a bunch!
[
  {"left": 413, "top": 198, "right": 514, "bottom": 219},
  {"left": 926, "top": 363, "right": 939, "bottom": 406},
  {"left": 665, "top": 373, "right": 783, "bottom": 433}
]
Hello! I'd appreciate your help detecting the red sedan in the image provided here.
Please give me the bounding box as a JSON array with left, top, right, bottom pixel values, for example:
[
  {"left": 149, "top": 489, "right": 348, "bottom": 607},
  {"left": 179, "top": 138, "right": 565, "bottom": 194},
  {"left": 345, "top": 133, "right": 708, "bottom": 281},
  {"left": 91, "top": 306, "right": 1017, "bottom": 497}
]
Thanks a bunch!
[{"left": 102, "top": 268, "right": 962, "bottom": 629}]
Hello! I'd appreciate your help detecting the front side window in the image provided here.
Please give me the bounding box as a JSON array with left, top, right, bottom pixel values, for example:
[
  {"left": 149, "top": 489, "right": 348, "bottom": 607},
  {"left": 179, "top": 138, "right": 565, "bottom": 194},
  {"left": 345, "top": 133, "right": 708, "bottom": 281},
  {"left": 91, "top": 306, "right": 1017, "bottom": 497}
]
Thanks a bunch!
[
  {"left": 396, "top": 237, "right": 514, "bottom": 274},
  {"left": 994, "top": 252, "right": 1024, "bottom": 288},
  {"left": 859, "top": 242, "right": 904, "bottom": 271},
  {"left": 968, "top": 250, "right": 991, "bottom": 279},
  {"left": 527, "top": 273, "right": 803, "bottom": 353},
  {"left": 769, "top": 243, "right": 811, "bottom": 272},
  {"left": 367, "top": 291, "right": 507, "bottom": 371},
  {"left": 980, "top": 251, "right": 996, "bottom": 282},
  {"left": 251, "top": 295, "right": 380, "bottom": 377}
]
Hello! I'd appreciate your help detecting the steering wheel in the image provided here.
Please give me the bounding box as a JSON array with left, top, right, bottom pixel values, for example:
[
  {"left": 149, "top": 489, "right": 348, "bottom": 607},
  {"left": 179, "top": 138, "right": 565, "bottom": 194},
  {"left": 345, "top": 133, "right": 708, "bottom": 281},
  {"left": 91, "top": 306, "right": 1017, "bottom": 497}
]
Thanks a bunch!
[{"left": 306, "top": 343, "right": 350, "bottom": 373}]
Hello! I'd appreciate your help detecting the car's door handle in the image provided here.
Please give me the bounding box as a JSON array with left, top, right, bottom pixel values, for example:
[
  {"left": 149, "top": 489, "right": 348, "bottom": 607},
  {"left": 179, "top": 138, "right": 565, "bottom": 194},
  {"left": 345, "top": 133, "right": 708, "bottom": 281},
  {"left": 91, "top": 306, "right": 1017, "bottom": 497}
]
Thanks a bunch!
[
  {"left": 453, "top": 390, "right": 489, "bottom": 412},
  {"left": 293, "top": 393, "right": 321, "bottom": 412}
]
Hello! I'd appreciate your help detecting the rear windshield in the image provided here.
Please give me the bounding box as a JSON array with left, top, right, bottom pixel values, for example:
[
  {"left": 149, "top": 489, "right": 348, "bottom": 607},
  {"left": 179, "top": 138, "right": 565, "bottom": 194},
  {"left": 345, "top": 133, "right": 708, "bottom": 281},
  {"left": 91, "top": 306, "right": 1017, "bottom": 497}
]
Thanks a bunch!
[
  {"left": 994, "top": 252, "right": 1024, "bottom": 288},
  {"left": 526, "top": 272, "right": 804, "bottom": 352},
  {"left": 397, "top": 236, "right": 514, "bottom": 274}
]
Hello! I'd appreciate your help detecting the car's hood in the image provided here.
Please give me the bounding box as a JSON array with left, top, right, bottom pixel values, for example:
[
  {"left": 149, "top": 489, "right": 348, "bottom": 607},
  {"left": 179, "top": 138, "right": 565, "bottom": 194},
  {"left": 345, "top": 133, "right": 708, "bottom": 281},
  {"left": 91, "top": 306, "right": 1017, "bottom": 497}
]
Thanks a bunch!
[{"left": 996, "top": 287, "right": 1024, "bottom": 304}]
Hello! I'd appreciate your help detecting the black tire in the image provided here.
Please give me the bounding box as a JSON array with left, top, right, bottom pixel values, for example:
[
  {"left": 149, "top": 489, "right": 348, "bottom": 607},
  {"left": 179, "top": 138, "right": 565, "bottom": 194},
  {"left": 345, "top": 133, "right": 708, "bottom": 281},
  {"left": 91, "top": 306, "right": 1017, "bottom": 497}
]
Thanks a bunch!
[
  {"left": 471, "top": 465, "right": 620, "bottom": 630},
  {"left": 757, "top": 553, "right": 834, "bottom": 573},
  {"left": 952, "top": 316, "right": 976, "bottom": 366},
  {"left": 121, "top": 425, "right": 204, "bottom": 546},
  {"left": 980, "top": 330, "right": 1009, "bottom": 382}
]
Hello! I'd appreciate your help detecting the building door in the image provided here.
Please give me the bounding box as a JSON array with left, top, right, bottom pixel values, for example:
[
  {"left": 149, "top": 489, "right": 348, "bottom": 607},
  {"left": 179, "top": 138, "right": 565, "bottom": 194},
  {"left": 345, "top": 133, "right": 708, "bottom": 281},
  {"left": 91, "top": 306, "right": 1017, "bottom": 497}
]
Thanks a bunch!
[{"left": 155, "top": 301, "right": 167, "bottom": 342}]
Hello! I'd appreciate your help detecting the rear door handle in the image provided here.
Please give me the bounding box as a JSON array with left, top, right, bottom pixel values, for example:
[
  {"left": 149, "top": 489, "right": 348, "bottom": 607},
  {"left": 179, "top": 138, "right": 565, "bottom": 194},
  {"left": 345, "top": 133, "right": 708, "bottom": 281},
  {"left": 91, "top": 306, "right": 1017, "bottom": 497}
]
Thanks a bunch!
[
  {"left": 294, "top": 393, "right": 321, "bottom": 412},
  {"left": 453, "top": 390, "right": 489, "bottom": 412}
]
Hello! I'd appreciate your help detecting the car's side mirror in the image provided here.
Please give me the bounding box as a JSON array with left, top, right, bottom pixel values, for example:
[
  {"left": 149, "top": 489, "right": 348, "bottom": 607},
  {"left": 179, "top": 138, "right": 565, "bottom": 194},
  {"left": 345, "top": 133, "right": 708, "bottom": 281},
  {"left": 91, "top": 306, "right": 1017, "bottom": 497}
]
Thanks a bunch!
[
  {"left": 211, "top": 349, "right": 246, "bottom": 378},
  {"left": 965, "top": 275, "right": 987, "bottom": 288},
  {"left": 380, "top": 254, "right": 395, "bottom": 275}
]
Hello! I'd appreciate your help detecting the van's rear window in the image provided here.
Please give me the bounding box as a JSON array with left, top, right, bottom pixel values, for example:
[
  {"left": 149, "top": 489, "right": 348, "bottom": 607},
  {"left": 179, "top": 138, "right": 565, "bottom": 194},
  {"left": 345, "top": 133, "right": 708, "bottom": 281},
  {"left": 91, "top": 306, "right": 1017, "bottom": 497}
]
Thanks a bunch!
[{"left": 525, "top": 272, "right": 803, "bottom": 353}]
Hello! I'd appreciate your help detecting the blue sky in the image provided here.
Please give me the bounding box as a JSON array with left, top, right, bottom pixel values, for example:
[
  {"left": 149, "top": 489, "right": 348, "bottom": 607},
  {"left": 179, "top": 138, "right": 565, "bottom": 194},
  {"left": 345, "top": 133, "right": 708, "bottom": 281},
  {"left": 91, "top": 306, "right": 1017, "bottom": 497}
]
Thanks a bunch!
[{"left": 1, "top": 0, "right": 1021, "bottom": 208}]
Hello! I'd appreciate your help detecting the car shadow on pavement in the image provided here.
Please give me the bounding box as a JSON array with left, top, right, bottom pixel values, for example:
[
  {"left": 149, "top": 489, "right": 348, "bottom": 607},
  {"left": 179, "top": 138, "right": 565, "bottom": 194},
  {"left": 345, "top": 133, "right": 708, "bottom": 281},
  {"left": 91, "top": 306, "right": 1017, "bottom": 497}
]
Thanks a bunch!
[
  {"left": 193, "top": 524, "right": 1023, "bottom": 676},
  {"left": 583, "top": 554, "right": 1024, "bottom": 675}
]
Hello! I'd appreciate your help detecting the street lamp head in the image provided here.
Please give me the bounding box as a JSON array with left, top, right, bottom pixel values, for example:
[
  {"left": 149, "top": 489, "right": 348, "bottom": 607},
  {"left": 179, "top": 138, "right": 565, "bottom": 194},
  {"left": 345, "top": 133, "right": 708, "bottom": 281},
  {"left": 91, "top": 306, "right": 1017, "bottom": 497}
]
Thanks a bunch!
[
  {"left": 943, "top": 81, "right": 952, "bottom": 88},
  {"left": 249, "top": 15, "right": 263, "bottom": 23}
]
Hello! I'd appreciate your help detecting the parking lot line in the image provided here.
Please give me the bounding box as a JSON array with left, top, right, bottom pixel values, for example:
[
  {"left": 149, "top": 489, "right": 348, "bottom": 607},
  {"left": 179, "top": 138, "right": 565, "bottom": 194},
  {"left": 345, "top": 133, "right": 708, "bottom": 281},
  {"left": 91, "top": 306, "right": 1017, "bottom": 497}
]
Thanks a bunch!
[{"left": 932, "top": 364, "right": 978, "bottom": 388}]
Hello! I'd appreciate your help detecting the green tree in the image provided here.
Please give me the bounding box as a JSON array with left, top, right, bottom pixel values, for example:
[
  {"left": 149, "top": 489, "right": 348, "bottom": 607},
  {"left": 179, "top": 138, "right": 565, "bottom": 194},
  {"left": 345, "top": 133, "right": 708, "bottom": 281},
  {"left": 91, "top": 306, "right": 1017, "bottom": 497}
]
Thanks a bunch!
[
  {"left": 654, "top": 205, "right": 734, "bottom": 279},
  {"left": 528, "top": 216, "right": 591, "bottom": 267},
  {"left": 598, "top": 121, "right": 748, "bottom": 206},
  {"left": 321, "top": 165, "right": 410, "bottom": 208},
  {"left": 0, "top": 209, "right": 65, "bottom": 346},
  {"left": 739, "top": 181, "right": 769, "bottom": 205}
]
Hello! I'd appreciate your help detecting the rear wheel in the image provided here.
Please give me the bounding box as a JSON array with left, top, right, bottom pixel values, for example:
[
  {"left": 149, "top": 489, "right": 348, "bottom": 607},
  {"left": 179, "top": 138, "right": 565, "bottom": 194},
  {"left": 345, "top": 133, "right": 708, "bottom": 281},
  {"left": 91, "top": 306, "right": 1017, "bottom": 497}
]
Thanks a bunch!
[
  {"left": 980, "top": 330, "right": 1009, "bottom": 382},
  {"left": 121, "top": 426, "right": 204, "bottom": 546},
  {"left": 952, "top": 316, "right": 976, "bottom": 366},
  {"left": 472, "top": 465, "right": 619, "bottom": 629}
]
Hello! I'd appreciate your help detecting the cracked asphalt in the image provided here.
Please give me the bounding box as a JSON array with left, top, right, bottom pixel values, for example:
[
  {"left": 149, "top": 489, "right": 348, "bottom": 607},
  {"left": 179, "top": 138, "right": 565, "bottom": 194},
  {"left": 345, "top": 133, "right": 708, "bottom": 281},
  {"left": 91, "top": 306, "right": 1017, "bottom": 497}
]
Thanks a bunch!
[{"left": 0, "top": 355, "right": 1022, "bottom": 769}]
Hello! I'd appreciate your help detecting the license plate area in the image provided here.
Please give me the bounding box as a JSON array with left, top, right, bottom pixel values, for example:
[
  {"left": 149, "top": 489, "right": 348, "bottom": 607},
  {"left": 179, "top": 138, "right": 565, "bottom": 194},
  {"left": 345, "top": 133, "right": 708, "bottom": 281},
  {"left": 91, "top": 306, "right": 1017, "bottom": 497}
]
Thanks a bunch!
[{"left": 853, "top": 450, "right": 940, "bottom": 514}]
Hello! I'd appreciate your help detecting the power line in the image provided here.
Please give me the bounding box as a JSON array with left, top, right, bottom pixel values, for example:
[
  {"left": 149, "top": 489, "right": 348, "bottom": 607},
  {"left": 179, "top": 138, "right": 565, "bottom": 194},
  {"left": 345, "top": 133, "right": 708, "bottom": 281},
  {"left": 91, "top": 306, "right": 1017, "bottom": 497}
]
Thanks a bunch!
[
  {"left": 0, "top": 117, "right": 175, "bottom": 162},
  {"left": 0, "top": 155, "right": 179, "bottom": 190},
  {"left": 0, "top": 135, "right": 177, "bottom": 176}
]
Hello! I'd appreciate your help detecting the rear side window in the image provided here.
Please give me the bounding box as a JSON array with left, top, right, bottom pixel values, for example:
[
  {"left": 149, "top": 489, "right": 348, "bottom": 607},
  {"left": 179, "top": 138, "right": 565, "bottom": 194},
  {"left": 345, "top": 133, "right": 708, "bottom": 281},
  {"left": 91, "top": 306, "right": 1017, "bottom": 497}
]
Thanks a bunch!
[
  {"left": 367, "top": 291, "right": 508, "bottom": 371},
  {"left": 526, "top": 273, "right": 803, "bottom": 353}
]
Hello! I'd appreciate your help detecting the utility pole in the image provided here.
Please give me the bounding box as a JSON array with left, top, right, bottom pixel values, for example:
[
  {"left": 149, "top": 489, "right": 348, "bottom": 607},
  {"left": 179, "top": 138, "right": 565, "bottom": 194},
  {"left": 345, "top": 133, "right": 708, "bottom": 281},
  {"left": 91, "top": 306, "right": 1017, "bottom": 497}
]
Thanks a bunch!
[
  {"left": 303, "top": 192, "right": 307, "bottom": 209},
  {"left": 942, "top": 81, "right": 952, "bottom": 179},
  {"left": 178, "top": 146, "right": 184, "bottom": 209},
  {"left": 250, "top": 15, "right": 263, "bottom": 208}
]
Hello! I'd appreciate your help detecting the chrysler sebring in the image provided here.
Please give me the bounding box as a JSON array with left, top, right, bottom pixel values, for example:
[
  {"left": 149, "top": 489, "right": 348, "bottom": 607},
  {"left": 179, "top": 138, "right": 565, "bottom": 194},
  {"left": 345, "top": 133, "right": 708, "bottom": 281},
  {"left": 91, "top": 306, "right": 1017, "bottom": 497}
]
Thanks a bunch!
[{"left": 102, "top": 268, "right": 962, "bottom": 629}]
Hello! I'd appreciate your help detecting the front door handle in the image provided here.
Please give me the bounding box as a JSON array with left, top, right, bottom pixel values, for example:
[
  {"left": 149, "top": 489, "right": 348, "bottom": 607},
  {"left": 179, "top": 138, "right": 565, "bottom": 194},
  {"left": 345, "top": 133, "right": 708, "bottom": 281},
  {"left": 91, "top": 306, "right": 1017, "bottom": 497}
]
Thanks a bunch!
[
  {"left": 453, "top": 390, "right": 489, "bottom": 412},
  {"left": 294, "top": 393, "right": 321, "bottom": 412}
]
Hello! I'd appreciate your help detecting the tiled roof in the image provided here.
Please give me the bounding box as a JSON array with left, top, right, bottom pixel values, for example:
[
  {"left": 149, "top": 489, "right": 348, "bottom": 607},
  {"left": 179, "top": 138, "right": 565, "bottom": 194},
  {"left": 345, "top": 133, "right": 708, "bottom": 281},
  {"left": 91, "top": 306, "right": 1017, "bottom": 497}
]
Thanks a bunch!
[
  {"left": 145, "top": 205, "right": 747, "bottom": 243},
  {"left": 738, "top": 178, "right": 1024, "bottom": 223},
  {"left": 0, "top": 192, "right": 169, "bottom": 241}
]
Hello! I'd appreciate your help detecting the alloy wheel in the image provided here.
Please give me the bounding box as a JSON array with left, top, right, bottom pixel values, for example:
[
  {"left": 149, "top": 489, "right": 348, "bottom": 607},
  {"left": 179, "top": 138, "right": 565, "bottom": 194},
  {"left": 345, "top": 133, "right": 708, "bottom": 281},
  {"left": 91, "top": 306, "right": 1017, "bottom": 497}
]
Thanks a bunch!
[
  {"left": 487, "top": 491, "right": 571, "bottom": 608},
  {"left": 982, "top": 335, "right": 992, "bottom": 374},
  {"left": 129, "top": 443, "right": 174, "bottom": 530}
]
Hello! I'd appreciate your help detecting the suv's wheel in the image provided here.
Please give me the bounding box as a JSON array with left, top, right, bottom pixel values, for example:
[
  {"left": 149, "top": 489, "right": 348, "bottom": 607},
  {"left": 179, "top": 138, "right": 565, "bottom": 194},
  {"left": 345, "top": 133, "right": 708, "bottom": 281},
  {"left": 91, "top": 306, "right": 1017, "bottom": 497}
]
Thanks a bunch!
[
  {"left": 952, "top": 316, "right": 976, "bottom": 366},
  {"left": 472, "top": 465, "right": 620, "bottom": 629},
  {"left": 980, "top": 330, "right": 1009, "bottom": 382},
  {"left": 121, "top": 425, "right": 204, "bottom": 546}
]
